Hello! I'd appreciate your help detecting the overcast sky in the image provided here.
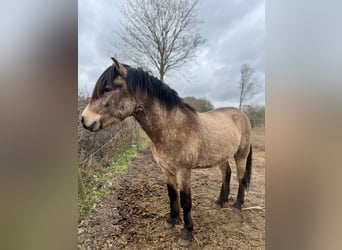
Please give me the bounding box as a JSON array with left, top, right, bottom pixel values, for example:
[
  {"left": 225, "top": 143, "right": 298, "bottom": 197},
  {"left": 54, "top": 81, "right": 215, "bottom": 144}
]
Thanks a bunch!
[{"left": 78, "top": 0, "right": 264, "bottom": 108}]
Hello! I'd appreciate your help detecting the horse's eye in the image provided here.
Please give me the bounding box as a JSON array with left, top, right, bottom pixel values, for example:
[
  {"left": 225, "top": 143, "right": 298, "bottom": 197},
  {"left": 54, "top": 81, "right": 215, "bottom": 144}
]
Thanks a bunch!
[{"left": 104, "top": 86, "right": 112, "bottom": 93}]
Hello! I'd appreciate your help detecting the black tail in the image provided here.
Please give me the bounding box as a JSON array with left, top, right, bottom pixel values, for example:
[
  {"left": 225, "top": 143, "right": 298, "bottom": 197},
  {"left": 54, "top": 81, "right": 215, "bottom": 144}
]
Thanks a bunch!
[{"left": 242, "top": 145, "right": 252, "bottom": 190}]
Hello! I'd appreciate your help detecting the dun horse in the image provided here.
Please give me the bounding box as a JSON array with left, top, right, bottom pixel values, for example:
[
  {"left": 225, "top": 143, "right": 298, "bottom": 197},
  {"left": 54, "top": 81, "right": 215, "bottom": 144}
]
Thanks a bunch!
[{"left": 81, "top": 58, "right": 252, "bottom": 246}]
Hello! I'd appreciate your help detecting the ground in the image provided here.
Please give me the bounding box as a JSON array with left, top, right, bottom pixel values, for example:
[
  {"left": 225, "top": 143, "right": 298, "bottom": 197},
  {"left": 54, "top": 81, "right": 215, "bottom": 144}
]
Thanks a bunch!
[{"left": 78, "top": 127, "right": 265, "bottom": 249}]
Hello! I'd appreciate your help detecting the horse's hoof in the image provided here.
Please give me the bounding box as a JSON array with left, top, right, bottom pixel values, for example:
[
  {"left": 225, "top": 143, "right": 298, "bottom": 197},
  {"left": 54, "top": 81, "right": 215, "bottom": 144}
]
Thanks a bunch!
[
  {"left": 215, "top": 200, "right": 229, "bottom": 208},
  {"left": 164, "top": 221, "right": 175, "bottom": 229},
  {"left": 164, "top": 215, "right": 178, "bottom": 229},
  {"left": 233, "top": 202, "right": 242, "bottom": 210},
  {"left": 214, "top": 201, "right": 223, "bottom": 208},
  {"left": 178, "top": 237, "right": 191, "bottom": 247},
  {"left": 178, "top": 228, "right": 192, "bottom": 246}
]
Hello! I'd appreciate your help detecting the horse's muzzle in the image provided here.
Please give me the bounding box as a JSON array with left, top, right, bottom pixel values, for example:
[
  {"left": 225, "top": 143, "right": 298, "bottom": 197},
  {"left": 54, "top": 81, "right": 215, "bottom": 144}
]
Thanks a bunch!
[{"left": 81, "top": 116, "right": 99, "bottom": 131}]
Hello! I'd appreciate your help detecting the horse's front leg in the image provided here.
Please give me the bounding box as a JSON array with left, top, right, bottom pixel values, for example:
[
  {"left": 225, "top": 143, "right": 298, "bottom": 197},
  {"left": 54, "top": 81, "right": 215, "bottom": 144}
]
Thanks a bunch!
[
  {"left": 177, "top": 169, "right": 193, "bottom": 247},
  {"left": 164, "top": 182, "right": 180, "bottom": 229},
  {"left": 162, "top": 171, "right": 179, "bottom": 229}
]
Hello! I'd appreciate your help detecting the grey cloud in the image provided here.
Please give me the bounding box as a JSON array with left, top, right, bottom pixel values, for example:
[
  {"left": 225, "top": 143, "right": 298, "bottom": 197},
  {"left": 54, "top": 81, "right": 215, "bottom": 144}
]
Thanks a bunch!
[{"left": 78, "top": 0, "right": 264, "bottom": 107}]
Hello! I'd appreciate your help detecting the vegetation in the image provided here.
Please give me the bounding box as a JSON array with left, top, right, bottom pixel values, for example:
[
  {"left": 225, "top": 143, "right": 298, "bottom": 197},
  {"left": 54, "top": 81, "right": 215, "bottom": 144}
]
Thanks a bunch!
[
  {"left": 183, "top": 96, "right": 214, "bottom": 112},
  {"left": 78, "top": 139, "right": 150, "bottom": 221},
  {"left": 243, "top": 105, "right": 265, "bottom": 127},
  {"left": 78, "top": 96, "right": 151, "bottom": 221}
]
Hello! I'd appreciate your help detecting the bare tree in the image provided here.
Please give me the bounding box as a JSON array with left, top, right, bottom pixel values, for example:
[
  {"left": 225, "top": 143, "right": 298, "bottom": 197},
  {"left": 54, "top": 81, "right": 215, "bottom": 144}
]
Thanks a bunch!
[
  {"left": 238, "top": 64, "right": 259, "bottom": 109},
  {"left": 114, "top": 0, "right": 206, "bottom": 81}
]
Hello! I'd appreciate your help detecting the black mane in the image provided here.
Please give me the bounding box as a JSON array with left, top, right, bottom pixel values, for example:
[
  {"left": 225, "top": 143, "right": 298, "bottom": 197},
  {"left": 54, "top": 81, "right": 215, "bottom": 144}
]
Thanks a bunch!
[
  {"left": 91, "top": 64, "right": 196, "bottom": 113},
  {"left": 91, "top": 65, "right": 119, "bottom": 101},
  {"left": 126, "top": 67, "right": 196, "bottom": 112}
]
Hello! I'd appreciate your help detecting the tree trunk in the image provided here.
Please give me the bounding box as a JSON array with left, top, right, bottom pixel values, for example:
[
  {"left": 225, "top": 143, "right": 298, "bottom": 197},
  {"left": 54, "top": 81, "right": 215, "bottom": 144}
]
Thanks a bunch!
[
  {"left": 239, "top": 89, "right": 243, "bottom": 110},
  {"left": 159, "top": 67, "right": 165, "bottom": 82}
]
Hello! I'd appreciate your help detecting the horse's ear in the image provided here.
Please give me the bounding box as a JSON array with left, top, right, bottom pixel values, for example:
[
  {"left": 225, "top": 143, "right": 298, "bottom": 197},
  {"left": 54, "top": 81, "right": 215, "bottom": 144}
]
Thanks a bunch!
[{"left": 111, "top": 57, "right": 127, "bottom": 78}]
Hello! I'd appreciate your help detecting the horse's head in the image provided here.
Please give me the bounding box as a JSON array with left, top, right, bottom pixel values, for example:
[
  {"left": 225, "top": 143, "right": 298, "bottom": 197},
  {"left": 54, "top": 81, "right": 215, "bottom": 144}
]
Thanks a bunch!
[{"left": 81, "top": 58, "right": 136, "bottom": 132}]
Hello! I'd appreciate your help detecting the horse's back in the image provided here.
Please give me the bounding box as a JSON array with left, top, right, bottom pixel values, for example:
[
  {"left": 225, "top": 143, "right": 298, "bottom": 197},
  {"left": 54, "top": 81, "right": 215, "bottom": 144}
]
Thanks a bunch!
[{"left": 200, "top": 107, "right": 251, "bottom": 132}]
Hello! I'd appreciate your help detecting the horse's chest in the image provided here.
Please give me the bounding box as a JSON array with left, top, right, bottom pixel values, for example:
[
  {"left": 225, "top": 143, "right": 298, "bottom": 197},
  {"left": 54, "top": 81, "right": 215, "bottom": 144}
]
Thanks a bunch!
[{"left": 151, "top": 145, "right": 193, "bottom": 174}]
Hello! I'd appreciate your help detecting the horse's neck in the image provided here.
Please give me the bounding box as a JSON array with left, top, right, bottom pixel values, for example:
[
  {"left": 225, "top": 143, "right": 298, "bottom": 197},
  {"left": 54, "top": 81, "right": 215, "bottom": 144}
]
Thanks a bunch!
[{"left": 133, "top": 101, "right": 188, "bottom": 145}]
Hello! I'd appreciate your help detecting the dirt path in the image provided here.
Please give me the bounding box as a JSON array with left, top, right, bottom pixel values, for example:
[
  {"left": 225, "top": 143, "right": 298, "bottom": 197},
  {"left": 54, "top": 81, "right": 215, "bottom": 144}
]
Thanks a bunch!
[{"left": 78, "top": 128, "right": 265, "bottom": 249}]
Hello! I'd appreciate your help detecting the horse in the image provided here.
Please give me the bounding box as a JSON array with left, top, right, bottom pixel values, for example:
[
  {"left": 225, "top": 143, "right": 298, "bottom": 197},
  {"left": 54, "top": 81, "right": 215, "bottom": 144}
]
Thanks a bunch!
[{"left": 81, "top": 57, "right": 252, "bottom": 247}]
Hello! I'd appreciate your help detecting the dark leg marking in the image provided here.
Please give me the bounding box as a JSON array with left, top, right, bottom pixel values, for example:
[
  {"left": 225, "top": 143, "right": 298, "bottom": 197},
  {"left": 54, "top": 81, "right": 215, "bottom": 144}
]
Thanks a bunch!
[
  {"left": 165, "top": 184, "right": 179, "bottom": 228},
  {"left": 216, "top": 166, "right": 232, "bottom": 206},
  {"left": 234, "top": 145, "right": 252, "bottom": 210},
  {"left": 233, "top": 182, "right": 245, "bottom": 210},
  {"left": 178, "top": 189, "right": 193, "bottom": 246}
]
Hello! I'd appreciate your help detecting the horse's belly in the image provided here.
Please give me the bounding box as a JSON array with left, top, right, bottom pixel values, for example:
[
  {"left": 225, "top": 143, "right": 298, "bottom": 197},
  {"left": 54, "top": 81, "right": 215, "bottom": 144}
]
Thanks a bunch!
[
  {"left": 194, "top": 145, "right": 236, "bottom": 168},
  {"left": 194, "top": 156, "right": 231, "bottom": 168}
]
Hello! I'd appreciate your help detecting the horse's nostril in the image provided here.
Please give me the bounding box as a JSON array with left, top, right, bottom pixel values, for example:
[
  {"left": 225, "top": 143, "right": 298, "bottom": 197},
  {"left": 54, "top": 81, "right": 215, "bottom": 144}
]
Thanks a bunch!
[
  {"left": 88, "top": 121, "right": 96, "bottom": 130},
  {"left": 82, "top": 119, "right": 97, "bottom": 131}
]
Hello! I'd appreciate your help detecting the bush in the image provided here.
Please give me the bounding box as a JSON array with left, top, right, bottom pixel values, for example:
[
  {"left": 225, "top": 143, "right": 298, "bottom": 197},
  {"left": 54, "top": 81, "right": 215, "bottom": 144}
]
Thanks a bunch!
[
  {"left": 78, "top": 96, "right": 145, "bottom": 219},
  {"left": 182, "top": 96, "right": 214, "bottom": 112},
  {"left": 242, "top": 105, "right": 265, "bottom": 127}
]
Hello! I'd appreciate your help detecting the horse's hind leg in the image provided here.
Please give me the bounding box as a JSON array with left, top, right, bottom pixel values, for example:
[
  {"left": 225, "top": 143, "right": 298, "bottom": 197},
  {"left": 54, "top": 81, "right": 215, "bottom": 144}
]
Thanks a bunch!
[
  {"left": 233, "top": 158, "right": 247, "bottom": 209},
  {"left": 234, "top": 145, "right": 252, "bottom": 210},
  {"left": 215, "top": 161, "right": 231, "bottom": 207}
]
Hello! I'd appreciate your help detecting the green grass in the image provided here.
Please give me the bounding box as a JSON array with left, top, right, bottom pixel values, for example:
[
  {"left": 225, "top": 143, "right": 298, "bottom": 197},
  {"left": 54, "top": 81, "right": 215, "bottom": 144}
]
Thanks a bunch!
[{"left": 78, "top": 138, "right": 150, "bottom": 221}]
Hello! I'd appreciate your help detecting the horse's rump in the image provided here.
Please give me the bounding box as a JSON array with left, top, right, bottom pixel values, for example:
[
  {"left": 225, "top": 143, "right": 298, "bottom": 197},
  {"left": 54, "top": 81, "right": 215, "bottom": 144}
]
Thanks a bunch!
[{"left": 194, "top": 107, "right": 251, "bottom": 168}]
